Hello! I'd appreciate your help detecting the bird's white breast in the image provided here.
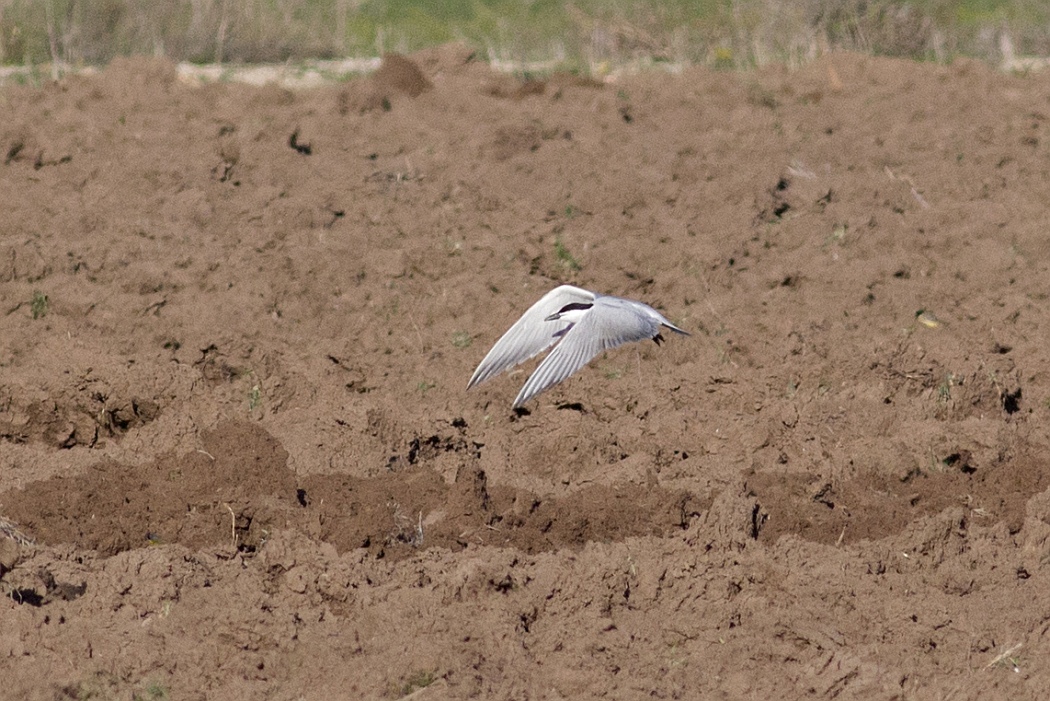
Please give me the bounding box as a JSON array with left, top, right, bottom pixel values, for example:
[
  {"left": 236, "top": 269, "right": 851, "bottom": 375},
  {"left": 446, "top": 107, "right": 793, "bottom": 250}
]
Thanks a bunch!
[{"left": 554, "top": 306, "right": 591, "bottom": 324}]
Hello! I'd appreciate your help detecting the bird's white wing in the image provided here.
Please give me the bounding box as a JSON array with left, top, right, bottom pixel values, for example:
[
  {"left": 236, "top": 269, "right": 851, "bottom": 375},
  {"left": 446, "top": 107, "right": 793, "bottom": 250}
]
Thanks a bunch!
[
  {"left": 512, "top": 297, "right": 658, "bottom": 407},
  {"left": 468, "top": 285, "right": 595, "bottom": 390}
]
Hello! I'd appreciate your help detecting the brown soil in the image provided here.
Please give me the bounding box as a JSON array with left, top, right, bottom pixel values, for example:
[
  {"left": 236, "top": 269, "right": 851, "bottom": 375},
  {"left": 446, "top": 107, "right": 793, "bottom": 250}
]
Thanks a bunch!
[{"left": 2, "top": 48, "right": 1050, "bottom": 699}]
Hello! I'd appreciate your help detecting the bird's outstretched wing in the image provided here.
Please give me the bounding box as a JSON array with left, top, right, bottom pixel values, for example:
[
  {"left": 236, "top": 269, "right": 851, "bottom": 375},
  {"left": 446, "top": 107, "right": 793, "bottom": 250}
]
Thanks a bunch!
[
  {"left": 468, "top": 285, "right": 595, "bottom": 390},
  {"left": 512, "top": 296, "right": 659, "bottom": 407}
]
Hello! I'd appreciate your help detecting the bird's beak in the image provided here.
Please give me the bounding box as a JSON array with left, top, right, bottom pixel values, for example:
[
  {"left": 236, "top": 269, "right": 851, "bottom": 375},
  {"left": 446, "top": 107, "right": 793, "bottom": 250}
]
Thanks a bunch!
[{"left": 544, "top": 312, "right": 561, "bottom": 321}]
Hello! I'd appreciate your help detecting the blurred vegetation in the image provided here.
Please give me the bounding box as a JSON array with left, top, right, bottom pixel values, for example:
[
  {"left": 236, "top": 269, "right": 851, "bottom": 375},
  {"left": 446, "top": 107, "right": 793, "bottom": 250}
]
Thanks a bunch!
[{"left": 0, "top": 0, "right": 1048, "bottom": 68}]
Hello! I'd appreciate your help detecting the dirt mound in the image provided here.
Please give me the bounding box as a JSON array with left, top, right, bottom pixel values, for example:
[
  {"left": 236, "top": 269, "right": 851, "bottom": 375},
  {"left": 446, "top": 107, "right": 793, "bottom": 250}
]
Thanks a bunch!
[
  {"left": 3, "top": 419, "right": 701, "bottom": 561},
  {"left": 3, "top": 48, "right": 1050, "bottom": 698}
]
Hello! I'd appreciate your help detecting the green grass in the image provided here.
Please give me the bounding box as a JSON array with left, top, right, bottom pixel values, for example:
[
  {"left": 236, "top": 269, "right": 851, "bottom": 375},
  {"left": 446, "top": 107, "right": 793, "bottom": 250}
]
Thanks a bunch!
[
  {"left": 134, "top": 682, "right": 170, "bottom": 701},
  {"left": 398, "top": 669, "right": 437, "bottom": 696},
  {"left": 1, "top": 0, "right": 1049, "bottom": 70},
  {"left": 248, "top": 382, "right": 262, "bottom": 412},
  {"left": 554, "top": 236, "right": 582, "bottom": 272},
  {"left": 30, "top": 291, "right": 48, "bottom": 319},
  {"left": 937, "top": 372, "right": 956, "bottom": 403},
  {"left": 452, "top": 331, "right": 472, "bottom": 348}
]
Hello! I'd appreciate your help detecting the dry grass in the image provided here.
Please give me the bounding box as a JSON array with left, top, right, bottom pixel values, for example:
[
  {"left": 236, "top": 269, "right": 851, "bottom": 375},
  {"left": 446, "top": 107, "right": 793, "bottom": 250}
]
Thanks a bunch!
[
  {"left": 0, "top": 1, "right": 1048, "bottom": 75},
  {"left": 0, "top": 515, "right": 34, "bottom": 546}
]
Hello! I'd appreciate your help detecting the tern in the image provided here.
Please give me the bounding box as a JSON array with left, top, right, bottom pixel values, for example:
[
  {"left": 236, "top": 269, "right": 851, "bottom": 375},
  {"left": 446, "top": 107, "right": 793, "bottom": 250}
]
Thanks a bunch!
[{"left": 467, "top": 284, "right": 689, "bottom": 408}]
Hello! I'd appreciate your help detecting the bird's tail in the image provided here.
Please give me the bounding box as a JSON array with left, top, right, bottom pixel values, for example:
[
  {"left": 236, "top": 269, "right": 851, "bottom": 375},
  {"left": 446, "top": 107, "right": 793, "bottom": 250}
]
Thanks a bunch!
[{"left": 662, "top": 321, "right": 690, "bottom": 336}]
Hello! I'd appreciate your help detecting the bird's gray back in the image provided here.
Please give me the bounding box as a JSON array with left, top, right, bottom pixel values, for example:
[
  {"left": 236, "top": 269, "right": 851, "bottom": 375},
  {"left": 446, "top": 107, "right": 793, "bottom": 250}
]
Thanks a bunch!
[{"left": 589, "top": 296, "right": 663, "bottom": 347}]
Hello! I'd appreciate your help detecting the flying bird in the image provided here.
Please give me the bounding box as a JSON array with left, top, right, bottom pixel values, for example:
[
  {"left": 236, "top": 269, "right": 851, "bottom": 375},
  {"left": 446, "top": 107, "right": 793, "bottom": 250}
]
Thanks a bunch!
[{"left": 467, "top": 284, "right": 688, "bottom": 408}]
